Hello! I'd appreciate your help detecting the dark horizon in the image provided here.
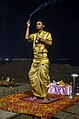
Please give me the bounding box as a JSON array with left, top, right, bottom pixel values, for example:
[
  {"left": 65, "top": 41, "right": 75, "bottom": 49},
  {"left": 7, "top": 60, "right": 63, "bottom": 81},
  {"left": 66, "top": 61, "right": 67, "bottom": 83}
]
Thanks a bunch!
[
  {"left": 0, "top": 57, "right": 79, "bottom": 66},
  {"left": 0, "top": 0, "right": 79, "bottom": 60}
]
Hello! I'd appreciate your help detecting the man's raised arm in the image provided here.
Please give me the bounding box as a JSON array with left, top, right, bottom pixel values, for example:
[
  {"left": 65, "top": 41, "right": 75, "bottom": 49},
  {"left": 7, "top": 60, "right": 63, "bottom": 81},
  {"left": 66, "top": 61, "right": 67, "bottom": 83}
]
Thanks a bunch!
[{"left": 25, "top": 20, "right": 31, "bottom": 40}]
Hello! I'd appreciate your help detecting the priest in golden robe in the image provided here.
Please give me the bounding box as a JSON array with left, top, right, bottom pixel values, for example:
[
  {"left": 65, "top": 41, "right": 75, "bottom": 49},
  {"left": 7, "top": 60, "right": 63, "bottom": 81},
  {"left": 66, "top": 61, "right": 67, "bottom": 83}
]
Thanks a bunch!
[{"left": 25, "top": 19, "right": 53, "bottom": 102}]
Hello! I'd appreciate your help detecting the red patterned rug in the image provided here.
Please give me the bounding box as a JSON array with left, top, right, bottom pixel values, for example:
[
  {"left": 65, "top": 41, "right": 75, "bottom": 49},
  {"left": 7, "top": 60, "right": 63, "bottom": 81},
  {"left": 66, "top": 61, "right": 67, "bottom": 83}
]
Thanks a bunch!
[
  {"left": 0, "top": 91, "right": 79, "bottom": 119},
  {"left": 20, "top": 95, "right": 62, "bottom": 104}
]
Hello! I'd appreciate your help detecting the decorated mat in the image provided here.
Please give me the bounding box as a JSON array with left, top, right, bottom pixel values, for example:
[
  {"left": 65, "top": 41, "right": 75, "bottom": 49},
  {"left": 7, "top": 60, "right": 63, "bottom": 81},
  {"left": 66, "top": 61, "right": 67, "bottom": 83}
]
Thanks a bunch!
[
  {"left": 0, "top": 91, "right": 79, "bottom": 119},
  {"left": 20, "top": 94, "right": 61, "bottom": 104}
]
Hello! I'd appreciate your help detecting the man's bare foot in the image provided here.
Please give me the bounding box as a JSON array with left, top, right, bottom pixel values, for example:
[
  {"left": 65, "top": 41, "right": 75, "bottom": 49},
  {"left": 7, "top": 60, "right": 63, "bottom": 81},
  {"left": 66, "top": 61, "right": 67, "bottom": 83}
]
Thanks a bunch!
[
  {"left": 43, "top": 97, "right": 48, "bottom": 103},
  {"left": 29, "top": 96, "right": 37, "bottom": 101},
  {"left": 32, "top": 96, "right": 37, "bottom": 100}
]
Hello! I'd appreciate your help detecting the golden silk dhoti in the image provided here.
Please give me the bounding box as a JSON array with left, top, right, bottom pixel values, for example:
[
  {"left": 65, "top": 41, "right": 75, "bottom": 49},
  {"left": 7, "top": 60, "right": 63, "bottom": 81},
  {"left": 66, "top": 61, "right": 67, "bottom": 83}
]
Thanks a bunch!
[
  {"left": 28, "top": 61, "right": 50, "bottom": 98},
  {"left": 28, "top": 30, "right": 52, "bottom": 98}
]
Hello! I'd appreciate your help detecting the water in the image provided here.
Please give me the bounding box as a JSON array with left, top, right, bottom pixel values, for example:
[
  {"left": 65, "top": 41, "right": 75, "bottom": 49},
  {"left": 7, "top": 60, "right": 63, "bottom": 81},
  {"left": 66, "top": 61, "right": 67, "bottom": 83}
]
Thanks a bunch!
[
  {"left": 50, "top": 59, "right": 79, "bottom": 66},
  {"left": 0, "top": 58, "right": 79, "bottom": 66}
]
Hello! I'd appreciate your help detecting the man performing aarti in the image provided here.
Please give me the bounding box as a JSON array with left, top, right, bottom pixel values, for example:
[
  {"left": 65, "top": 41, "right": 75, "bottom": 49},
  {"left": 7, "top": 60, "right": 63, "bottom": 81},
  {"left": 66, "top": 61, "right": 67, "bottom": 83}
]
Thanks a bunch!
[{"left": 25, "top": 19, "right": 53, "bottom": 102}]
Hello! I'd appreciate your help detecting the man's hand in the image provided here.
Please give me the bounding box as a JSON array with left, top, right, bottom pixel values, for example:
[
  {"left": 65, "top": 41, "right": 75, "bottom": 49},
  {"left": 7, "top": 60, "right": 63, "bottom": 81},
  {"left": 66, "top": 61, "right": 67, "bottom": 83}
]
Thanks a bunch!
[
  {"left": 27, "top": 20, "right": 31, "bottom": 28},
  {"left": 36, "top": 36, "right": 41, "bottom": 41}
]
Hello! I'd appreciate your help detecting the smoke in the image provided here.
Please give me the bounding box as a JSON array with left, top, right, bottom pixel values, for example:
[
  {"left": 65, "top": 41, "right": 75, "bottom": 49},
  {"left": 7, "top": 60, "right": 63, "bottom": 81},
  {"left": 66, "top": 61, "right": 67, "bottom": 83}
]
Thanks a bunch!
[{"left": 29, "top": 0, "right": 57, "bottom": 20}]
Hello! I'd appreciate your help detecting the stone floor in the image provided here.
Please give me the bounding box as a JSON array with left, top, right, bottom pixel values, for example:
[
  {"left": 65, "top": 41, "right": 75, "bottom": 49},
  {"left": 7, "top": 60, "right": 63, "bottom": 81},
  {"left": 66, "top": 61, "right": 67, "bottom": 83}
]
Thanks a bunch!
[
  {"left": 0, "top": 83, "right": 79, "bottom": 119},
  {"left": 0, "top": 109, "right": 19, "bottom": 119}
]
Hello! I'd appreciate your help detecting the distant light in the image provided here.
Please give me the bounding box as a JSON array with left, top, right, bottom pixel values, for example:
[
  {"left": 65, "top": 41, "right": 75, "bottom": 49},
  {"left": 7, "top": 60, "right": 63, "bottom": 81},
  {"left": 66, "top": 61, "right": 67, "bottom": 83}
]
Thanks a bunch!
[{"left": 5, "top": 58, "right": 9, "bottom": 61}]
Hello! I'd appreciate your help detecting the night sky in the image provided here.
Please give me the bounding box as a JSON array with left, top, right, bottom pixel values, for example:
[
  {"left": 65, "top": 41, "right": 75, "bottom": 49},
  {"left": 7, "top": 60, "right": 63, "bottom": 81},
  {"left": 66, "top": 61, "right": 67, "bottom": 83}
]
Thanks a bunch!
[{"left": 0, "top": 0, "right": 79, "bottom": 60}]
